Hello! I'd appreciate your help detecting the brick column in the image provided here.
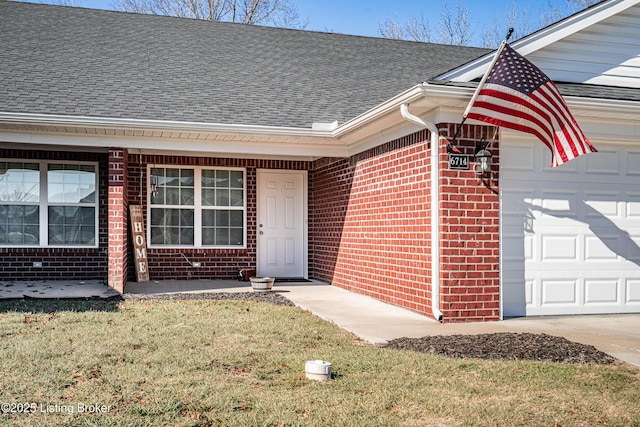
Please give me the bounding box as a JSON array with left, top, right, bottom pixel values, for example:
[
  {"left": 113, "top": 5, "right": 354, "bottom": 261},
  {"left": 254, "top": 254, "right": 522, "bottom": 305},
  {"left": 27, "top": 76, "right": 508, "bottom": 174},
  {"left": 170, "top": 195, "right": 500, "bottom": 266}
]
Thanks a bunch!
[
  {"left": 437, "top": 124, "right": 501, "bottom": 322},
  {"left": 108, "top": 148, "right": 128, "bottom": 293}
]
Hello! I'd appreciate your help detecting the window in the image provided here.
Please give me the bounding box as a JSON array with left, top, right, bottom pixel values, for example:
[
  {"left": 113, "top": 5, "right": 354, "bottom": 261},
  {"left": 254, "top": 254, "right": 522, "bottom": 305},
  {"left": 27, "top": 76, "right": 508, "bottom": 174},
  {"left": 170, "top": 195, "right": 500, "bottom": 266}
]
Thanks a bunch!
[
  {"left": 47, "top": 164, "right": 97, "bottom": 245},
  {"left": 0, "top": 160, "right": 98, "bottom": 247},
  {"left": 149, "top": 166, "right": 246, "bottom": 248}
]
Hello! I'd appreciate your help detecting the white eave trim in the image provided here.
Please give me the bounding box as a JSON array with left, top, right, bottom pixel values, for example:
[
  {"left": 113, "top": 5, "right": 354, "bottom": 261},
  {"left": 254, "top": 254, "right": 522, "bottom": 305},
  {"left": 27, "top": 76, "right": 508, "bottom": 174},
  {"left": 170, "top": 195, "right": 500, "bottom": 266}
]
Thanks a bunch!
[
  {"left": 438, "top": 0, "right": 640, "bottom": 82},
  {"left": 2, "top": 81, "right": 640, "bottom": 158},
  {"left": 0, "top": 112, "right": 351, "bottom": 158},
  {"left": 0, "top": 112, "right": 335, "bottom": 139}
]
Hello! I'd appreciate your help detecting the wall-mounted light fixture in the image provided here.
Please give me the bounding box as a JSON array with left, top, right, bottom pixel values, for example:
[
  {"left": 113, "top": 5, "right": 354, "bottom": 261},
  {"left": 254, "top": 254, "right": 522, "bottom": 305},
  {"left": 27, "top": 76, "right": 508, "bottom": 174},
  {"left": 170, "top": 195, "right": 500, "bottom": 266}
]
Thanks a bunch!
[
  {"left": 150, "top": 175, "right": 158, "bottom": 197},
  {"left": 474, "top": 138, "right": 492, "bottom": 175}
]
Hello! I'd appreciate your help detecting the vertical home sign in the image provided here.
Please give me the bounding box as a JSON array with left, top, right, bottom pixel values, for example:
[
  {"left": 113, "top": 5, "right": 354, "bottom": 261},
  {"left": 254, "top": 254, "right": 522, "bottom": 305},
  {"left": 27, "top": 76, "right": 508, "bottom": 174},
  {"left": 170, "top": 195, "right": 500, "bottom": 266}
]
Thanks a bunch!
[{"left": 129, "top": 204, "right": 149, "bottom": 282}]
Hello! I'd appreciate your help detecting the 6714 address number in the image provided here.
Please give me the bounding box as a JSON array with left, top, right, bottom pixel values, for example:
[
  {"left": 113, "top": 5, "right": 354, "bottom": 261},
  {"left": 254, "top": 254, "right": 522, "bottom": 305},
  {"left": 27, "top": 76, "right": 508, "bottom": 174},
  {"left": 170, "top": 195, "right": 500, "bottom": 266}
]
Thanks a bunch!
[{"left": 449, "top": 154, "right": 469, "bottom": 170}]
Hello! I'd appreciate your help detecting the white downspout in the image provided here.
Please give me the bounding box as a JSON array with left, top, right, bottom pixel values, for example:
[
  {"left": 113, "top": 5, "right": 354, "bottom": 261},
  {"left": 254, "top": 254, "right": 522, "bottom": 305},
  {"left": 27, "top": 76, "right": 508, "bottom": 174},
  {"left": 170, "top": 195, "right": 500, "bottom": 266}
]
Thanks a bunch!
[{"left": 400, "top": 103, "right": 444, "bottom": 322}]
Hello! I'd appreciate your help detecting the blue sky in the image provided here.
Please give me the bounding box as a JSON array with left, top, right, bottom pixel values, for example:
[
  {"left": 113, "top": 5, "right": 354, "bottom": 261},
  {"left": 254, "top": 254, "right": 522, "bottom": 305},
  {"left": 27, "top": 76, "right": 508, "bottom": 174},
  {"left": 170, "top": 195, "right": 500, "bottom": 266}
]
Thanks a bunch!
[
  {"left": 295, "top": 0, "right": 570, "bottom": 36},
  {"left": 55, "top": 0, "right": 574, "bottom": 45}
]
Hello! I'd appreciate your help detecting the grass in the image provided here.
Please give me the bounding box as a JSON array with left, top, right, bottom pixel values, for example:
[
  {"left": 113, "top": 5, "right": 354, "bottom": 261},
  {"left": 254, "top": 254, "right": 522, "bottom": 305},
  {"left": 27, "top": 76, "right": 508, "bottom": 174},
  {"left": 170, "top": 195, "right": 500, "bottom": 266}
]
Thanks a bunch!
[{"left": 0, "top": 298, "right": 639, "bottom": 427}]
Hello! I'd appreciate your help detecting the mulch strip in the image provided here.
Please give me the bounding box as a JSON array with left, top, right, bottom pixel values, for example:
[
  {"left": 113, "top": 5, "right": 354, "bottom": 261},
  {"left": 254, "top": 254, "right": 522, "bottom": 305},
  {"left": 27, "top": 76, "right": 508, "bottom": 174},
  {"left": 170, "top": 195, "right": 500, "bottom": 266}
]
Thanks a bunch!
[{"left": 385, "top": 332, "right": 616, "bottom": 365}]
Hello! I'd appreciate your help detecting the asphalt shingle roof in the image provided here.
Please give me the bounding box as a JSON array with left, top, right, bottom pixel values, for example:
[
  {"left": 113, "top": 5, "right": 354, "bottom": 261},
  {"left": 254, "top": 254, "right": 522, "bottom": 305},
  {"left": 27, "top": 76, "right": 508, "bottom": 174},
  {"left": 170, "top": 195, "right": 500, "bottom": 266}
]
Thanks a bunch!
[{"left": 0, "top": 1, "right": 490, "bottom": 128}]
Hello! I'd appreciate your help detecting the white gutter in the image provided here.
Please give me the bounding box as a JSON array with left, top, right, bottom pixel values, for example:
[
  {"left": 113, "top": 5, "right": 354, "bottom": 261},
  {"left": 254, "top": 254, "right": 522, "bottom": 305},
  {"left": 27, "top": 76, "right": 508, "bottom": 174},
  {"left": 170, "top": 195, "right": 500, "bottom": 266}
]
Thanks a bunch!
[{"left": 400, "top": 103, "right": 444, "bottom": 323}]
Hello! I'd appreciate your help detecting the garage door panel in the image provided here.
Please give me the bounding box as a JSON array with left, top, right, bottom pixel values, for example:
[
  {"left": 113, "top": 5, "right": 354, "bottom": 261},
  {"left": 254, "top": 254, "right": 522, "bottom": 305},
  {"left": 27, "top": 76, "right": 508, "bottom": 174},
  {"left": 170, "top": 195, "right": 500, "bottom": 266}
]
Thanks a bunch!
[
  {"left": 502, "top": 278, "right": 533, "bottom": 318},
  {"left": 584, "top": 279, "right": 620, "bottom": 305},
  {"left": 584, "top": 193, "right": 622, "bottom": 218},
  {"left": 627, "top": 151, "right": 640, "bottom": 175},
  {"left": 584, "top": 148, "right": 619, "bottom": 175},
  {"left": 502, "top": 233, "right": 533, "bottom": 261},
  {"left": 627, "top": 280, "right": 640, "bottom": 304},
  {"left": 540, "top": 190, "right": 579, "bottom": 217},
  {"left": 629, "top": 236, "right": 640, "bottom": 262},
  {"left": 541, "top": 235, "right": 578, "bottom": 261},
  {"left": 542, "top": 154, "right": 579, "bottom": 173},
  {"left": 501, "top": 140, "right": 640, "bottom": 317},
  {"left": 541, "top": 279, "right": 579, "bottom": 305},
  {"left": 502, "top": 188, "right": 535, "bottom": 212},
  {"left": 585, "top": 235, "right": 621, "bottom": 260},
  {"left": 627, "top": 194, "right": 640, "bottom": 218},
  {"left": 502, "top": 144, "right": 537, "bottom": 171}
]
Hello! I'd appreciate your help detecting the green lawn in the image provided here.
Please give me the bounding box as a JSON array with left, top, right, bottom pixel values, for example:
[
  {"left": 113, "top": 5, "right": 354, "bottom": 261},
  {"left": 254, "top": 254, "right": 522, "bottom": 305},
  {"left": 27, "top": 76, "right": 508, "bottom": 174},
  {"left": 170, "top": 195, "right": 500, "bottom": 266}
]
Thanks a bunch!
[{"left": 1, "top": 298, "right": 639, "bottom": 426}]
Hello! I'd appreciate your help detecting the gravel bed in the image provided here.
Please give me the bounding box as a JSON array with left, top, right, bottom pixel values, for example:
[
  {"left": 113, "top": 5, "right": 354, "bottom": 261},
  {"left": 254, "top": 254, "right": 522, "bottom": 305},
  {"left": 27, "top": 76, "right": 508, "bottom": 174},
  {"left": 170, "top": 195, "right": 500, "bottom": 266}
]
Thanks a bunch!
[{"left": 122, "top": 291, "right": 295, "bottom": 306}]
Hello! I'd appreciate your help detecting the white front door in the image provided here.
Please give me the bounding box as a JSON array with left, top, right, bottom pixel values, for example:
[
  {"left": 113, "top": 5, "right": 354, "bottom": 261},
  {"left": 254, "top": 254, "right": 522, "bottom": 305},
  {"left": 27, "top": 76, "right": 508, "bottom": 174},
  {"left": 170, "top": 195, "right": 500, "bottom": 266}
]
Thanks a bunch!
[{"left": 257, "top": 170, "right": 307, "bottom": 278}]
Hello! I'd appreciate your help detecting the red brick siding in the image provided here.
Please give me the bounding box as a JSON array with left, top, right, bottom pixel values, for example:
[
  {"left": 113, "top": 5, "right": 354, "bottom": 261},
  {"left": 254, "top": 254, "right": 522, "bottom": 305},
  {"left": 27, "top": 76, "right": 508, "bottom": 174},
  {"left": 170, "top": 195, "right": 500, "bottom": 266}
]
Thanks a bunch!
[
  {"left": 126, "top": 155, "right": 311, "bottom": 281},
  {"left": 438, "top": 124, "right": 500, "bottom": 322},
  {"left": 308, "top": 157, "right": 354, "bottom": 284},
  {"left": 309, "top": 124, "right": 501, "bottom": 322},
  {"left": 310, "top": 130, "right": 433, "bottom": 314},
  {"left": 0, "top": 148, "right": 109, "bottom": 281},
  {"left": 108, "top": 148, "right": 128, "bottom": 292}
]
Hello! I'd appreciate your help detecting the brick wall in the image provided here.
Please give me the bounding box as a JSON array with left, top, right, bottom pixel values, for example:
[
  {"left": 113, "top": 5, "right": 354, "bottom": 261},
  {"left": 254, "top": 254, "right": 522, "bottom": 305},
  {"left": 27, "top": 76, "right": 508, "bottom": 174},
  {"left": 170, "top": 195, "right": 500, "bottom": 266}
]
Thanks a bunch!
[
  {"left": 108, "top": 148, "right": 128, "bottom": 292},
  {"left": 0, "top": 148, "right": 108, "bottom": 281},
  {"left": 310, "top": 130, "right": 433, "bottom": 314},
  {"left": 126, "top": 155, "right": 311, "bottom": 281},
  {"left": 438, "top": 124, "right": 500, "bottom": 322},
  {"left": 309, "top": 123, "right": 500, "bottom": 322}
]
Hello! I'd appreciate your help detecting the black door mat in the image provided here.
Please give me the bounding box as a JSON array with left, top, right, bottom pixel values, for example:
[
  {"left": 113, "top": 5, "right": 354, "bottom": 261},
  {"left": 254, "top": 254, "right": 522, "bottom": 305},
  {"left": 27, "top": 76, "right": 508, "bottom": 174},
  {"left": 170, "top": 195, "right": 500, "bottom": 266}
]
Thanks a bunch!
[{"left": 275, "top": 278, "right": 312, "bottom": 283}]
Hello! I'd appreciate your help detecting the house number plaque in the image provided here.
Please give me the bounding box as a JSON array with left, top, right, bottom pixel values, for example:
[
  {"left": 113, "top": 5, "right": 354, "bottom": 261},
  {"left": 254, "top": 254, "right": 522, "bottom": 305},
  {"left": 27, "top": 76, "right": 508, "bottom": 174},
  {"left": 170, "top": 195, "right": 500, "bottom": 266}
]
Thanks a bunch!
[{"left": 449, "top": 154, "right": 470, "bottom": 170}]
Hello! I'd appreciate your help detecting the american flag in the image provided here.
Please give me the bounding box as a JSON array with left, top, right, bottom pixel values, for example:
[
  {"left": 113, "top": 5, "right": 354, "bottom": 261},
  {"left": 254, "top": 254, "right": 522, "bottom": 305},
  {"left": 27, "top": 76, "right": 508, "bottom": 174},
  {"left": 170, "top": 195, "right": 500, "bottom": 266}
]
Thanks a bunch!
[{"left": 465, "top": 44, "right": 596, "bottom": 167}]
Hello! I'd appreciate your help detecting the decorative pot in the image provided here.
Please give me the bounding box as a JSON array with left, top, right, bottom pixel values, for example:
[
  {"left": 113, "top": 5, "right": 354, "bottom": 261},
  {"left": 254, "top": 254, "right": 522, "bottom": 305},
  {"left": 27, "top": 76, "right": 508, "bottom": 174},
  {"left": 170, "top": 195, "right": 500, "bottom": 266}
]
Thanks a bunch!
[{"left": 249, "top": 277, "right": 275, "bottom": 292}]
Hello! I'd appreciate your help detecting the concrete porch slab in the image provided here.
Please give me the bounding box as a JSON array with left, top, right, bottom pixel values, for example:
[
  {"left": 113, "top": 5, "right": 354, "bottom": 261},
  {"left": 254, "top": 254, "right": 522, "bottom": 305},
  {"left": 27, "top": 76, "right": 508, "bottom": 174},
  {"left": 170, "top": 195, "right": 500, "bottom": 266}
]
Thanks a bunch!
[{"left": 0, "top": 280, "right": 120, "bottom": 299}]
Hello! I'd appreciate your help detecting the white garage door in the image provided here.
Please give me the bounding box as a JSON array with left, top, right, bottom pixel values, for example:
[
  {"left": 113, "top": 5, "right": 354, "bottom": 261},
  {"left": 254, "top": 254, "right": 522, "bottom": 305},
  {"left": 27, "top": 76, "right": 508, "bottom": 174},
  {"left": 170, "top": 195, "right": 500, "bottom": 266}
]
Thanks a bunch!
[{"left": 501, "top": 137, "right": 640, "bottom": 317}]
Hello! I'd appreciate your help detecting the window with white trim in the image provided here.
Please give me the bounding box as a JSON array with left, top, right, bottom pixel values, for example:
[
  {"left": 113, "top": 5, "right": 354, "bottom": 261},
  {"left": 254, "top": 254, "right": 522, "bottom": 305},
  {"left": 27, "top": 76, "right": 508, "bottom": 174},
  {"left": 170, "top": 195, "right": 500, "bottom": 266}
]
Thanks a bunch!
[
  {"left": 0, "top": 160, "right": 98, "bottom": 247},
  {"left": 149, "top": 166, "right": 246, "bottom": 248}
]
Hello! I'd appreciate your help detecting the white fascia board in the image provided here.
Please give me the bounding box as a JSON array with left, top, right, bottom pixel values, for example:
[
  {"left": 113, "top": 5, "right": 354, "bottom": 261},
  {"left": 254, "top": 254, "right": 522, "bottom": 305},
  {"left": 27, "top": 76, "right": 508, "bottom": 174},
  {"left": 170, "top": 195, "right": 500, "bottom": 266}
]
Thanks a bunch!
[
  {"left": 404, "top": 83, "right": 640, "bottom": 119},
  {"left": 413, "top": 82, "right": 640, "bottom": 120},
  {"left": 0, "top": 87, "right": 434, "bottom": 159},
  {"left": 333, "top": 85, "right": 429, "bottom": 147},
  {"left": 438, "top": 0, "right": 639, "bottom": 82},
  {"left": 0, "top": 130, "right": 349, "bottom": 159},
  {"left": 331, "top": 81, "right": 640, "bottom": 153},
  {"left": 0, "top": 112, "right": 333, "bottom": 139},
  {"left": 0, "top": 112, "right": 350, "bottom": 158},
  {"left": 334, "top": 83, "right": 472, "bottom": 155}
]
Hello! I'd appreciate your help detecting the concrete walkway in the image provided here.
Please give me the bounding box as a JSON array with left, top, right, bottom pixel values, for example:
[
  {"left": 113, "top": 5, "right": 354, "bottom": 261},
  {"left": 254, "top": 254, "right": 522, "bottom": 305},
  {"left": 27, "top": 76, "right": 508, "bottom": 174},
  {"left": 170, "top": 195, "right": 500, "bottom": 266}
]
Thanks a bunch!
[{"left": 2, "top": 279, "right": 639, "bottom": 367}]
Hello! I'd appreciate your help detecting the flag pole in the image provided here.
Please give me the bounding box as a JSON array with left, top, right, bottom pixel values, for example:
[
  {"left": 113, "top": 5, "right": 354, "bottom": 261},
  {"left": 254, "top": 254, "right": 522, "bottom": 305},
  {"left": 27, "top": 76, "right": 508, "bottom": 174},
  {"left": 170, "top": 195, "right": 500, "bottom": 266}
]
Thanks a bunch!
[
  {"left": 447, "top": 28, "right": 514, "bottom": 151},
  {"left": 463, "top": 27, "right": 514, "bottom": 118}
]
